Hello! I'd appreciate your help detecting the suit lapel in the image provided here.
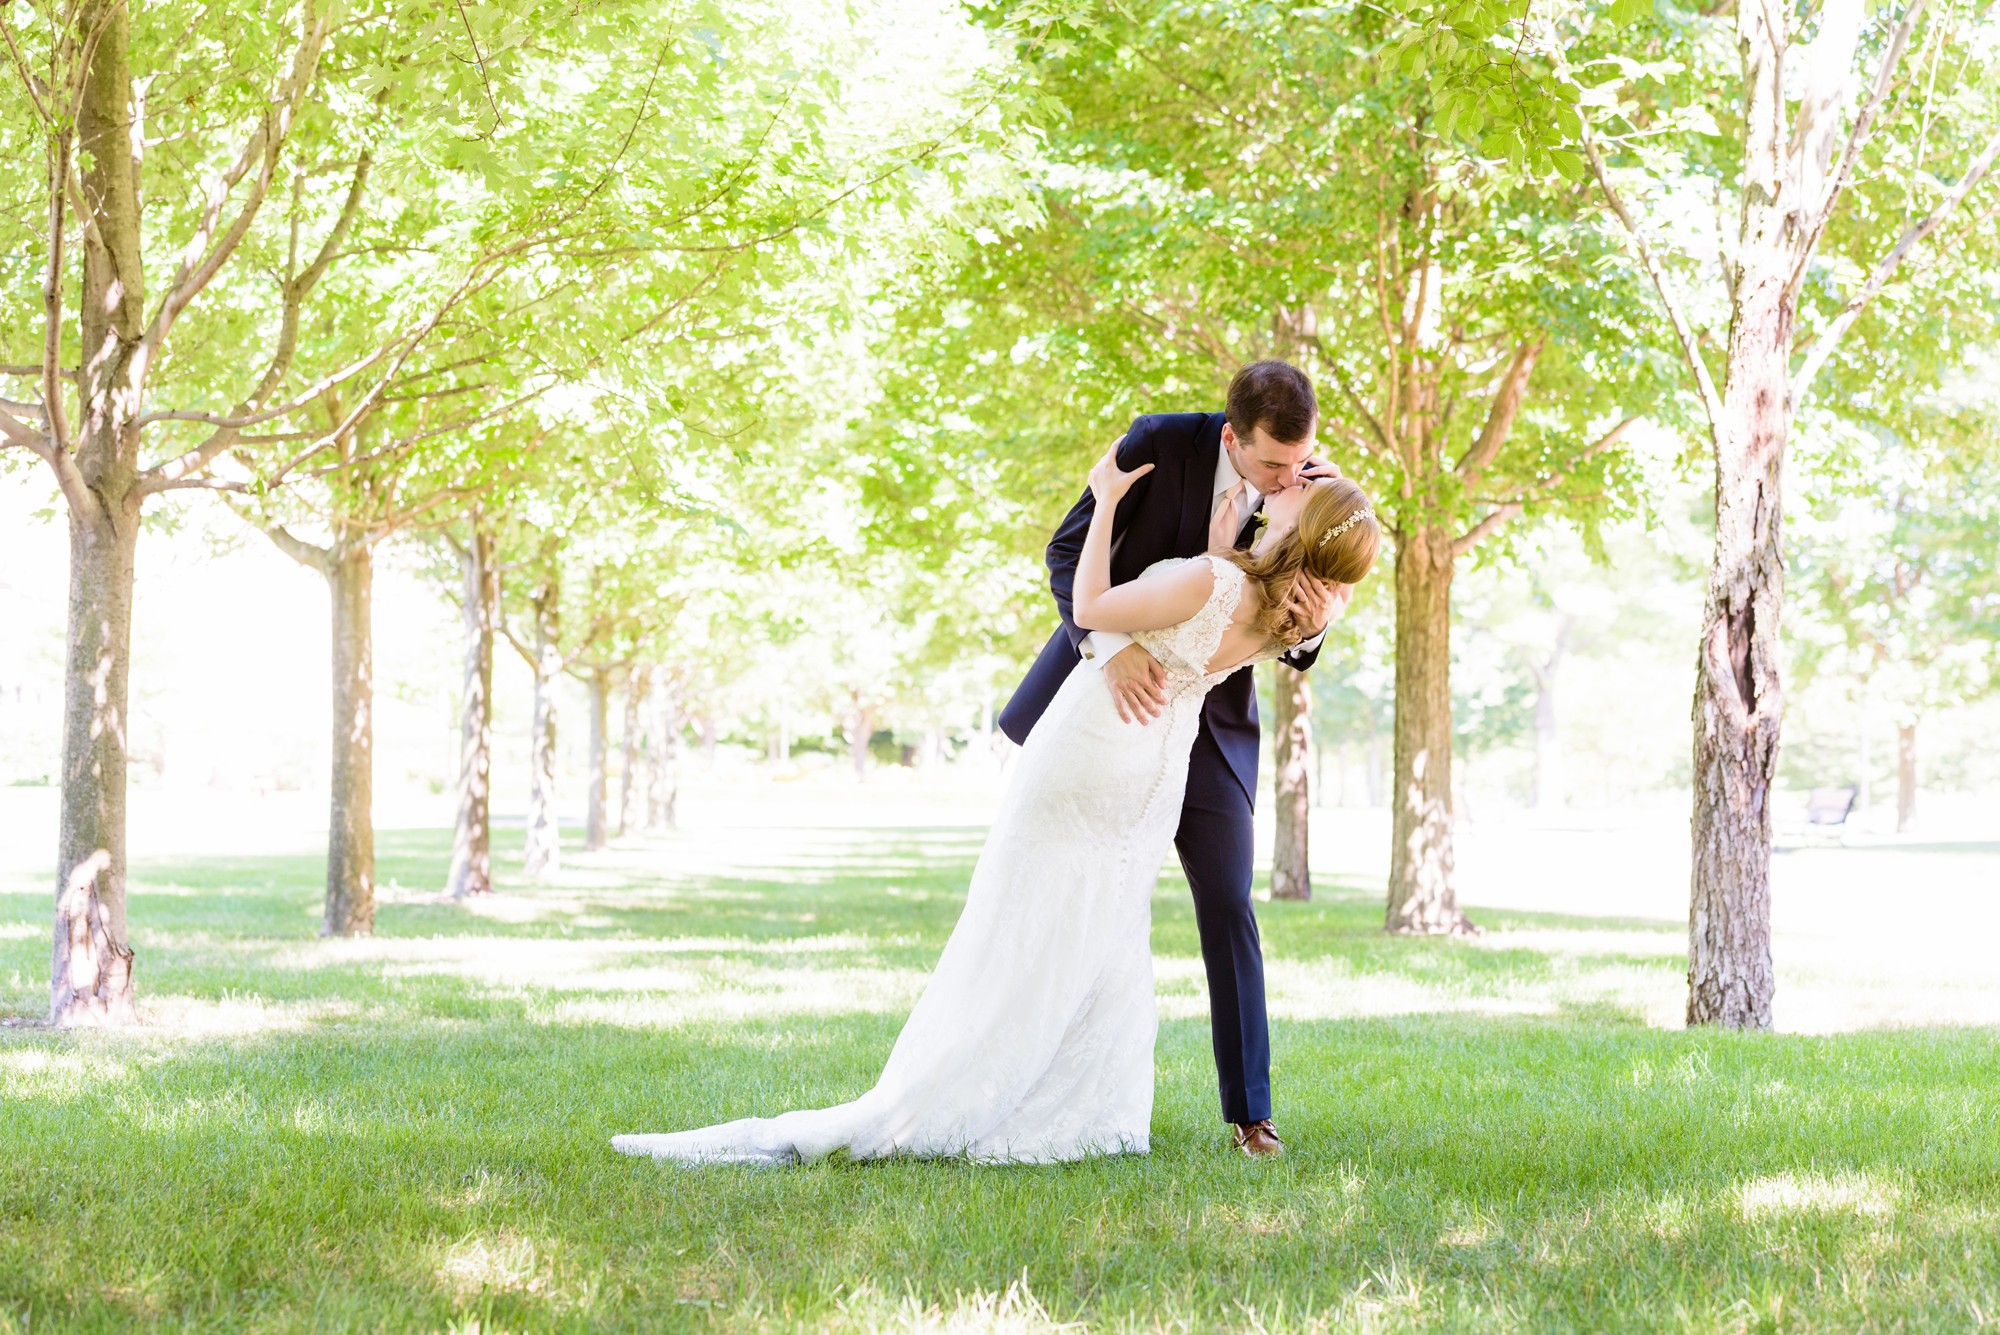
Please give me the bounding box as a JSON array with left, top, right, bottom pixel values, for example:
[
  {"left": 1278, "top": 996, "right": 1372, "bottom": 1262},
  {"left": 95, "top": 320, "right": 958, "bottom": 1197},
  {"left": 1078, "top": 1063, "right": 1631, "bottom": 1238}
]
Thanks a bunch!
[{"left": 1175, "top": 414, "right": 1226, "bottom": 556}]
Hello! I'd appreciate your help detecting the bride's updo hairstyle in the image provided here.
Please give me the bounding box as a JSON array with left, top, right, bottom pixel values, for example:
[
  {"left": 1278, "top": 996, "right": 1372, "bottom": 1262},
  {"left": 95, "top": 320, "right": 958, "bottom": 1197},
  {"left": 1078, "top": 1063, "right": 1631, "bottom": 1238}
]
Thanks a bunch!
[{"left": 1216, "top": 478, "right": 1381, "bottom": 647}]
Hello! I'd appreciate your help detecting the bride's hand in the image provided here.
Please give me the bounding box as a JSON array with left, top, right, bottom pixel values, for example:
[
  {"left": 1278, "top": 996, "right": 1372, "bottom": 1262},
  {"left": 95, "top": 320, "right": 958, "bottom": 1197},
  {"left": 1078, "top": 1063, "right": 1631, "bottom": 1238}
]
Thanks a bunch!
[{"left": 1088, "top": 441, "right": 1154, "bottom": 508}]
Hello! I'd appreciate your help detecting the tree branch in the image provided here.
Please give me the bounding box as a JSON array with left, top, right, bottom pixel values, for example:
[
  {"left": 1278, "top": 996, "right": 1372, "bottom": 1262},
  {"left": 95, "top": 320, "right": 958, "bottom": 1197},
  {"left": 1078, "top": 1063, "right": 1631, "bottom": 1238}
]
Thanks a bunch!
[
  {"left": 1310, "top": 338, "right": 1394, "bottom": 456},
  {"left": 1582, "top": 124, "right": 1727, "bottom": 445},
  {"left": 1794, "top": 0, "right": 1929, "bottom": 273},
  {"left": 147, "top": 475, "right": 249, "bottom": 494},
  {"left": 0, "top": 402, "right": 99, "bottom": 521},
  {"left": 299, "top": 386, "right": 550, "bottom": 479},
  {"left": 135, "top": 153, "right": 374, "bottom": 496},
  {"left": 254, "top": 520, "right": 333, "bottom": 574},
  {"left": 1488, "top": 416, "right": 1642, "bottom": 514},
  {"left": 1791, "top": 123, "right": 2000, "bottom": 409},
  {"left": 1455, "top": 340, "right": 1542, "bottom": 482},
  {"left": 1451, "top": 503, "right": 1523, "bottom": 559},
  {"left": 142, "top": 0, "right": 333, "bottom": 352},
  {"left": 42, "top": 120, "right": 72, "bottom": 456},
  {"left": 500, "top": 616, "right": 538, "bottom": 668}
]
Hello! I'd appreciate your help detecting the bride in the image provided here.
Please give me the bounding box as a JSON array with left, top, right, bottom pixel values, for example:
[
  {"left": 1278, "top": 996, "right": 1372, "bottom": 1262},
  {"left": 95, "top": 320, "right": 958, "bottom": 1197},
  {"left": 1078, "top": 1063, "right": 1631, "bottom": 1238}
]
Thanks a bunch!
[{"left": 614, "top": 446, "right": 1381, "bottom": 1165}]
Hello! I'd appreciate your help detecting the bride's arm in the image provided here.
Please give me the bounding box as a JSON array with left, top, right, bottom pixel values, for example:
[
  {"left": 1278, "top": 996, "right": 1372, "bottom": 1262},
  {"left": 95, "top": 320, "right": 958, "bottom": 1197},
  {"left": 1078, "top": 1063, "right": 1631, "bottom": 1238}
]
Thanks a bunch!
[
  {"left": 1072, "top": 442, "right": 1215, "bottom": 633},
  {"left": 1075, "top": 558, "right": 1216, "bottom": 633}
]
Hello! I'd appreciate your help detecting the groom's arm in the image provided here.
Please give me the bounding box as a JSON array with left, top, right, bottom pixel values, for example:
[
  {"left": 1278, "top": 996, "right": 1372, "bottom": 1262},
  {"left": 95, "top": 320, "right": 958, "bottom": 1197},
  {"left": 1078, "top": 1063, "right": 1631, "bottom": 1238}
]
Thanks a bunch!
[
  {"left": 1281, "top": 637, "right": 1326, "bottom": 673},
  {"left": 1046, "top": 420, "right": 1163, "bottom": 653},
  {"left": 1277, "top": 578, "right": 1352, "bottom": 673}
]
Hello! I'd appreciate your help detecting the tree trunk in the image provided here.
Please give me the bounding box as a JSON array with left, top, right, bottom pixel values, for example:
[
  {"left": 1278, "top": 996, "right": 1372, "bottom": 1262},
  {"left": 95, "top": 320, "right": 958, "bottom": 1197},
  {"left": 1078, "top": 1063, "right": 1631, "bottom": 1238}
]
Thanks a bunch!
[
  {"left": 1270, "top": 663, "right": 1312, "bottom": 901},
  {"left": 1897, "top": 721, "right": 1917, "bottom": 833},
  {"left": 700, "top": 714, "right": 718, "bottom": 767},
  {"left": 51, "top": 501, "right": 140, "bottom": 1025},
  {"left": 1855, "top": 684, "right": 1872, "bottom": 814},
  {"left": 648, "top": 674, "right": 680, "bottom": 830},
  {"left": 446, "top": 526, "right": 495, "bottom": 899},
  {"left": 847, "top": 695, "right": 873, "bottom": 781},
  {"left": 617, "top": 673, "right": 643, "bottom": 837},
  {"left": 1685, "top": 18, "right": 1791, "bottom": 1029},
  {"left": 1530, "top": 660, "right": 1564, "bottom": 811},
  {"left": 49, "top": 0, "right": 147, "bottom": 1025},
  {"left": 1365, "top": 723, "right": 1383, "bottom": 808},
  {"left": 523, "top": 582, "right": 561, "bottom": 877},
  {"left": 584, "top": 666, "right": 610, "bottom": 852},
  {"left": 1386, "top": 527, "right": 1473, "bottom": 934},
  {"left": 323, "top": 541, "right": 375, "bottom": 936}
]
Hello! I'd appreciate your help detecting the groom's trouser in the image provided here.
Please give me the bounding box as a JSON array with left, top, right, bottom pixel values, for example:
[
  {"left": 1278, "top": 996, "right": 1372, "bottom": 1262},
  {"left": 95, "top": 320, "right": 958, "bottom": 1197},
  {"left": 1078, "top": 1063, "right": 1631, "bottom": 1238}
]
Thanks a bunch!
[{"left": 1174, "top": 725, "right": 1270, "bottom": 1126}]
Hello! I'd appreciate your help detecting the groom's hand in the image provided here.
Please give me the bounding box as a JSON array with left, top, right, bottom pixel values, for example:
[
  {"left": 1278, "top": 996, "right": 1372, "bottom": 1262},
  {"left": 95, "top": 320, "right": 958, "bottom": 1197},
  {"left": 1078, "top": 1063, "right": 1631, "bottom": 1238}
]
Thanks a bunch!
[{"left": 1103, "top": 644, "right": 1168, "bottom": 725}]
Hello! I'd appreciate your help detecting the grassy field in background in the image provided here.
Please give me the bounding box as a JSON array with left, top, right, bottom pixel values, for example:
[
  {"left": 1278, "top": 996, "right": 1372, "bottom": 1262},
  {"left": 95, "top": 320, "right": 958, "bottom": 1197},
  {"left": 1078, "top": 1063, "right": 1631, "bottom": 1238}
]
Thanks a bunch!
[{"left": 2, "top": 818, "right": 1998, "bottom": 1333}]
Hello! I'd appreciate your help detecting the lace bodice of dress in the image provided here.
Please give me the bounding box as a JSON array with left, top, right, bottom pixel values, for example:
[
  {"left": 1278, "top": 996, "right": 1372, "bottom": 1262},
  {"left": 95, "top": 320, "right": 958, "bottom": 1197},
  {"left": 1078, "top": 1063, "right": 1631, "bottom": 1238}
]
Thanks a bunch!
[{"left": 1129, "top": 554, "right": 1287, "bottom": 691}]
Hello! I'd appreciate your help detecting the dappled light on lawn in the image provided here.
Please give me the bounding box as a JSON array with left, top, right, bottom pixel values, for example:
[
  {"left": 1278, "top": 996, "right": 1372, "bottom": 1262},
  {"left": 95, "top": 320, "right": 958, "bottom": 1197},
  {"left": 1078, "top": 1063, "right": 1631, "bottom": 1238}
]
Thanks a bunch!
[
  {"left": 1736, "top": 1170, "right": 1902, "bottom": 1221},
  {"left": 2, "top": 809, "right": 2000, "bottom": 1329}
]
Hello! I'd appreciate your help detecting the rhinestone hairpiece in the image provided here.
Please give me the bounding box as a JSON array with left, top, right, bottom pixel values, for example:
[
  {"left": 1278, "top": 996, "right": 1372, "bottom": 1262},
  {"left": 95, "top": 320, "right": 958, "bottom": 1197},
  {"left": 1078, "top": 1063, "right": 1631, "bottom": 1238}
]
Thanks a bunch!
[{"left": 1318, "top": 508, "right": 1375, "bottom": 548}]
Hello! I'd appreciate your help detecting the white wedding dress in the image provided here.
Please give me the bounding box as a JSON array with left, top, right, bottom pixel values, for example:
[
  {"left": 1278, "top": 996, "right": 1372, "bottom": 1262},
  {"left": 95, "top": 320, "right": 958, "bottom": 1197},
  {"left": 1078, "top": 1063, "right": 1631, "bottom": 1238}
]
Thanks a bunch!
[{"left": 613, "top": 555, "right": 1284, "bottom": 1165}]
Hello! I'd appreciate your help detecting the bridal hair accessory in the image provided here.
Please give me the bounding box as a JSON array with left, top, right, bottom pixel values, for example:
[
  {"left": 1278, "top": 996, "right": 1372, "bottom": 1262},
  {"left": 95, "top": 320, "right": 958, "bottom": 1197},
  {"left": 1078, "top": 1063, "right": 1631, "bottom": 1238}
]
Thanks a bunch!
[{"left": 1318, "top": 508, "right": 1375, "bottom": 548}]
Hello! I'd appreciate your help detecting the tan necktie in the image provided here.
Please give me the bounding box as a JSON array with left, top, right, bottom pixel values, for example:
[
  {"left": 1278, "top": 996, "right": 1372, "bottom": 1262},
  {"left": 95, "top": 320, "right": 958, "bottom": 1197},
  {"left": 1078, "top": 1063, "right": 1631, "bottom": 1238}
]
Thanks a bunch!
[{"left": 1208, "top": 481, "right": 1244, "bottom": 551}]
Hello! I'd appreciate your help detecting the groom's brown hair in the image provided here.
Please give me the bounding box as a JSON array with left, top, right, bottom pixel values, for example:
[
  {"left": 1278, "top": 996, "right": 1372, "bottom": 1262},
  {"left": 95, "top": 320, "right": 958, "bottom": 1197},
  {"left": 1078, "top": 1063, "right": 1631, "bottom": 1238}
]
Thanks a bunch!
[{"left": 1226, "top": 360, "right": 1317, "bottom": 445}]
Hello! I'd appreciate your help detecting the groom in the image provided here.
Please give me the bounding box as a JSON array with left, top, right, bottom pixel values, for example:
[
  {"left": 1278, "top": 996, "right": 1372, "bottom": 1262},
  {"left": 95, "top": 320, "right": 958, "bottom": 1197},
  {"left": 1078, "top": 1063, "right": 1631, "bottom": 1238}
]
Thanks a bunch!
[{"left": 997, "top": 359, "right": 1338, "bottom": 1158}]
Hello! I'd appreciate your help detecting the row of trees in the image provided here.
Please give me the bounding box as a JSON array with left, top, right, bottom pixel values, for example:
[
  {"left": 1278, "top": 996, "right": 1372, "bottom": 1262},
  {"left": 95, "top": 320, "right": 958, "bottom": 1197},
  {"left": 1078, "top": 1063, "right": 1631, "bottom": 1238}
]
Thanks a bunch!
[
  {"left": 1, "top": 0, "right": 1029, "bottom": 1019},
  {"left": 859, "top": 0, "right": 2000, "bottom": 1026},
  {"left": 4, "top": 0, "right": 1997, "bottom": 1032}
]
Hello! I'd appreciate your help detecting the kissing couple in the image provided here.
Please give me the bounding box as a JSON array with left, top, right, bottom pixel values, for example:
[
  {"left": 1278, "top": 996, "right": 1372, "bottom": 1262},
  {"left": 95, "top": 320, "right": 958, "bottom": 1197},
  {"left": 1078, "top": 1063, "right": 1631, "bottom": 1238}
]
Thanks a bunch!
[{"left": 616, "top": 360, "right": 1380, "bottom": 1164}]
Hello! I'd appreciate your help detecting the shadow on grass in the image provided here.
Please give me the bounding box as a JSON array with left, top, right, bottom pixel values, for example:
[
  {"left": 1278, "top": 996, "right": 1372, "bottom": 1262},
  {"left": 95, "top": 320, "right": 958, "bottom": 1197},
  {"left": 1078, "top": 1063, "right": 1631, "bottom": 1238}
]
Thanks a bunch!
[
  {"left": 2, "top": 823, "right": 1998, "bottom": 1330},
  {"left": 3, "top": 1004, "right": 1998, "bottom": 1332}
]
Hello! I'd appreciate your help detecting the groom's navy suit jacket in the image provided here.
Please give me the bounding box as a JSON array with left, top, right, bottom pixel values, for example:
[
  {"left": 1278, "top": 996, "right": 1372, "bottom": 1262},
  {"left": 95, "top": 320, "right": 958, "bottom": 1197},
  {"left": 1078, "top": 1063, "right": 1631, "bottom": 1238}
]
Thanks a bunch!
[{"left": 997, "top": 412, "right": 1323, "bottom": 805}]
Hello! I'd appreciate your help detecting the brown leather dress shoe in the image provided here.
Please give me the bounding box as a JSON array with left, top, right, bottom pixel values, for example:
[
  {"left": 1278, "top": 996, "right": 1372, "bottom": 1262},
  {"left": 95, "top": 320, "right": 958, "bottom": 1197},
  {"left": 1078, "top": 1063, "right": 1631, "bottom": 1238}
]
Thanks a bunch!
[{"left": 1233, "top": 1119, "right": 1285, "bottom": 1158}]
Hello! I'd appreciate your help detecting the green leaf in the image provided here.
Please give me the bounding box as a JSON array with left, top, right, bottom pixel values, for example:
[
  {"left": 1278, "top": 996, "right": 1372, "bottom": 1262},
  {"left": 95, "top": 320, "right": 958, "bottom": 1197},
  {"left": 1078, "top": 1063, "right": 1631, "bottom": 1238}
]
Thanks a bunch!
[
  {"left": 1608, "top": 0, "right": 1653, "bottom": 26},
  {"left": 1549, "top": 149, "right": 1586, "bottom": 182}
]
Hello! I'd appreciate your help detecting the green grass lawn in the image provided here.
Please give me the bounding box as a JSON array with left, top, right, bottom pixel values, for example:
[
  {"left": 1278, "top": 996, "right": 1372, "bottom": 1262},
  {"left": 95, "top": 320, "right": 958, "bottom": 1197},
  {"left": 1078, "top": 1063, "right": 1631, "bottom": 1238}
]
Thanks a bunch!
[{"left": 2, "top": 819, "right": 1997, "bottom": 1333}]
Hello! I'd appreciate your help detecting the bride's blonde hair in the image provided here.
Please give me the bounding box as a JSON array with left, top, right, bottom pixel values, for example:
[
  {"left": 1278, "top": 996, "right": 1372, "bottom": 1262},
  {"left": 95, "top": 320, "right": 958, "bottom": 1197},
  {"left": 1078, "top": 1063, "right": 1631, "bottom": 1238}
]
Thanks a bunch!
[{"left": 1213, "top": 479, "right": 1381, "bottom": 646}]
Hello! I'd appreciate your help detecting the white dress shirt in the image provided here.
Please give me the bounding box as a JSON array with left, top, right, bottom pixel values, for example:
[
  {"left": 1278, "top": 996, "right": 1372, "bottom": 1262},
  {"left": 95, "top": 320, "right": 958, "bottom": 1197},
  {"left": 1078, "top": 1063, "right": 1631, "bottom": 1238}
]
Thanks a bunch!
[{"left": 1081, "top": 447, "right": 1331, "bottom": 667}]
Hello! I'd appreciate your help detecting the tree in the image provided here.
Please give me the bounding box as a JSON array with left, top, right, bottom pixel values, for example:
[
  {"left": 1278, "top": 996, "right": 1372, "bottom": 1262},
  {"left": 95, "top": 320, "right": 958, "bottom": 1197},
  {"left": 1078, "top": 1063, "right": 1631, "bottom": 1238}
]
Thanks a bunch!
[
  {"left": 2, "top": 0, "right": 1026, "bottom": 978},
  {"left": 1574, "top": 0, "right": 2000, "bottom": 1025},
  {"left": 874, "top": 0, "right": 1662, "bottom": 933},
  {"left": 1388, "top": 0, "right": 2000, "bottom": 1022},
  {"left": 1792, "top": 449, "right": 2000, "bottom": 831},
  {"left": 444, "top": 516, "right": 499, "bottom": 898},
  {"left": 0, "top": 0, "right": 340, "bottom": 1017},
  {"left": 1268, "top": 665, "right": 1313, "bottom": 900}
]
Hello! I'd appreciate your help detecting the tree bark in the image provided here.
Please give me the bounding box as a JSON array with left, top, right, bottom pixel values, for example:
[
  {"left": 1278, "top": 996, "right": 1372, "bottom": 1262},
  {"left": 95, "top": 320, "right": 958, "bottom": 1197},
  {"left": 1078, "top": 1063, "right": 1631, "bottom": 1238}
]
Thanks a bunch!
[
  {"left": 617, "top": 673, "right": 643, "bottom": 837},
  {"left": 523, "top": 581, "right": 561, "bottom": 877},
  {"left": 446, "top": 526, "right": 495, "bottom": 899},
  {"left": 647, "top": 672, "right": 680, "bottom": 830},
  {"left": 847, "top": 694, "right": 873, "bottom": 781},
  {"left": 322, "top": 540, "right": 375, "bottom": 936},
  {"left": 1685, "top": 9, "right": 1791, "bottom": 1030},
  {"left": 1855, "top": 684, "right": 1872, "bottom": 814},
  {"left": 584, "top": 667, "right": 610, "bottom": 852},
  {"left": 1526, "top": 642, "right": 1566, "bottom": 811},
  {"left": 1897, "top": 720, "right": 1917, "bottom": 833},
  {"left": 1270, "top": 663, "right": 1312, "bottom": 901},
  {"left": 48, "top": 0, "right": 147, "bottom": 1026},
  {"left": 1386, "top": 526, "right": 1474, "bottom": 934},
  {"left": 51, "top": 502, "right": 140, "bottom": 1025}
]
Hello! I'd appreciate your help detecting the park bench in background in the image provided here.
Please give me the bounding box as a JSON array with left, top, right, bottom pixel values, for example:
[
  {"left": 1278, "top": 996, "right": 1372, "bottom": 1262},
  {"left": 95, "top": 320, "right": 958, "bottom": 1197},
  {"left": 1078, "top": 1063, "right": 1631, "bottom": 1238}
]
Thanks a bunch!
[{"left": 1802, "top": 786, "right": 1859, "bottom": 846}]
